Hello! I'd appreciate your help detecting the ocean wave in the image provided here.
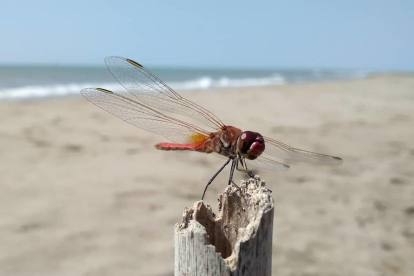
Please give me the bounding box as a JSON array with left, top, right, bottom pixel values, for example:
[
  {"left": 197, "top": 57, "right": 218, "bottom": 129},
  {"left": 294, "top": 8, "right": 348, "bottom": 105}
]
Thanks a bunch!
[
  {"left": 0, "top": 75, "right": 286, "bottom": 100},
  {"left": 0, "top": 82, "right": 119, "bottom": 100},
  {"left": 169, "top": 74, "right": 285, "bottom": 90}
]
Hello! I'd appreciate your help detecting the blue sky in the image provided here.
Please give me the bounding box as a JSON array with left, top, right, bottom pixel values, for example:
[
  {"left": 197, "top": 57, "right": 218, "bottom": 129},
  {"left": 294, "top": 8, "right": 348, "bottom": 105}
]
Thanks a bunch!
[{"left": 1, "top": 1, "right": 413, "bottom": 70}]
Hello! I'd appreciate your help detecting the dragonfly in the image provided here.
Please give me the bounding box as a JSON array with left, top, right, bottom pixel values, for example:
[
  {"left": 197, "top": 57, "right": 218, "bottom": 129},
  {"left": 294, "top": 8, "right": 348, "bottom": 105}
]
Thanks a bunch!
[{"left": 81, "top": 57, "right": 343, "bottom": 200}]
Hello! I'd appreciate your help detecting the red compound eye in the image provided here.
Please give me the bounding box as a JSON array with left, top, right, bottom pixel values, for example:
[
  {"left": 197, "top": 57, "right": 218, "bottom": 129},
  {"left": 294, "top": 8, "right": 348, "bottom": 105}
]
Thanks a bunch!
[{"left": 237, "top": 131, "right": 265, "bottom": 160}]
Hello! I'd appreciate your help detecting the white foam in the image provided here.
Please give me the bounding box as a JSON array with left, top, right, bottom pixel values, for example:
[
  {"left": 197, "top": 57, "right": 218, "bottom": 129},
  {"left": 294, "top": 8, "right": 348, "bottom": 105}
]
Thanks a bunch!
[
  {"left": 0, "top": 82, "right": 126, "bottom": 100},
  {"left": 0, "top": 75, "right": 286, "bottom": 101},
  {"left": 170, "top": 74, "right": 285, "bottom": 90}
]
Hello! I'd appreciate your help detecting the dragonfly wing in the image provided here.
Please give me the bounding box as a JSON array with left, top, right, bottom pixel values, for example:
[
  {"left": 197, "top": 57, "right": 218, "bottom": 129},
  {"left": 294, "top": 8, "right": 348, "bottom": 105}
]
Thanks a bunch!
[
  {"left": 263, "top": 136, "right": 343, "bottom": 164},
  {"left": 81, "top": 88, "right": 210, "bottom": 144},
  {"left": 104, "top": 56, "right": 225, "bottom": 130},
  {"left": 245, "top": 156, "right": 290, "bottom": 171}
]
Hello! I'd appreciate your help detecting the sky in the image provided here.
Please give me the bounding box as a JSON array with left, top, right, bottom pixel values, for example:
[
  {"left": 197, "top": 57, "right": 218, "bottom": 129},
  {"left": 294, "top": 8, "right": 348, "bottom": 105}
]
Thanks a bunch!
[{"left": 1, "top": 0, "right": 413, "bottom": 70}]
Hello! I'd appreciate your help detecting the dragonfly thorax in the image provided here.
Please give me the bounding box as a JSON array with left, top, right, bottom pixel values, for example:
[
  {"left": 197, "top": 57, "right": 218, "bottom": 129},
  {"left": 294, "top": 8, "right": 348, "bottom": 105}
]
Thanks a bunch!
[
  {"left": 210, "top": 126, "right": 242, "bottom": 158},
  {"left": 237, "top": 131, "right": 265, "bottom": 160}
]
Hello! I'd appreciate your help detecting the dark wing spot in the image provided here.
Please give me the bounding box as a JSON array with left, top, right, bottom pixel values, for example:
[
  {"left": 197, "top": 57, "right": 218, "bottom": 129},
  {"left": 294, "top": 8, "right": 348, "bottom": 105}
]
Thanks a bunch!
[
  {"left": 126, "top": 59, "right": 144, "bottom": 69},
  {"left": 96, "top": 88, "right": 113, "bottom": 94}
]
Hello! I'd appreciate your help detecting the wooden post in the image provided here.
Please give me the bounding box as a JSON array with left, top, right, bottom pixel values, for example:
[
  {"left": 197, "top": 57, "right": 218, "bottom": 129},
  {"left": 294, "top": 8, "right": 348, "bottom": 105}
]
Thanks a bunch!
[{"left": 174, "top": 176, "right": 274, "bottom": 276}]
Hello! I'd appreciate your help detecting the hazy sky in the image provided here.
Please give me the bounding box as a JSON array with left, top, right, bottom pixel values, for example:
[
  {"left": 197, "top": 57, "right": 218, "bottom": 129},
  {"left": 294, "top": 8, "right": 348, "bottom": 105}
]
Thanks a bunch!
[{"left": 1, "top": 1, "right": 413, "bottom": 70}]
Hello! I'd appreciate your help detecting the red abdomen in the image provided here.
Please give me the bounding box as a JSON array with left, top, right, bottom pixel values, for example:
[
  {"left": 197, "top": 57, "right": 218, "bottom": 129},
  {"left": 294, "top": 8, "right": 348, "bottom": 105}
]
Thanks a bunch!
[{"left": 155, "top": 141, "right": 212, "bottom": 153}]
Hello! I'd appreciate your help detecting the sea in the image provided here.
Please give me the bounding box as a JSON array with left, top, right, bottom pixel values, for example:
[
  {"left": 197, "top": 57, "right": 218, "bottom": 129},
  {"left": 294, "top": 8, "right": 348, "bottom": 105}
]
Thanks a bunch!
[{"left": 0, "top": 65, "right": 376, "bottom": 101}]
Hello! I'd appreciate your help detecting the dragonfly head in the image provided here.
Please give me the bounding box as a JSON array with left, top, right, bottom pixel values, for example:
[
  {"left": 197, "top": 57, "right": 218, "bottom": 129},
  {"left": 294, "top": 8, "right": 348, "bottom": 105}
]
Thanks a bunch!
[{"left": 237, "top": 131, "right": 265, "bottom": 160}]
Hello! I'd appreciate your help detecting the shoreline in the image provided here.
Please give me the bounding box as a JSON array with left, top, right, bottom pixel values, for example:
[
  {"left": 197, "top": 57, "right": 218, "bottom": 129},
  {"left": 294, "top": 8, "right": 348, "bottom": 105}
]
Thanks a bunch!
[{"left": 2, "top": 73, "right": 412, "bottom": 103}]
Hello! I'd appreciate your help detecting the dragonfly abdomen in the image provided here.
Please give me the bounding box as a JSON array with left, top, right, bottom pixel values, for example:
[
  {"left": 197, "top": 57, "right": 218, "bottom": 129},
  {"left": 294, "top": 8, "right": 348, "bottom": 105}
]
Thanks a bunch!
[{"left": 155, "top": 141, "right": 213, "bottom": 153}]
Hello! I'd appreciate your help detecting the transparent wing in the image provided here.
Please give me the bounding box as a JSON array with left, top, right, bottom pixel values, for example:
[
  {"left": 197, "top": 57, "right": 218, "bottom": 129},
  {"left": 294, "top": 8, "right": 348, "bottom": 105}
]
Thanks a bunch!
[
  {"left": 104, "top": 56, "right": 225, "bottom": 130},
  {"left": 81, "top": 88, "right": 210, "bottom": 144},
  {"left": 245, "top": 155, "right": 290, "bottom": 171},
  {"left": 263, "top": 136, "right": 343, "bottom": 164}
]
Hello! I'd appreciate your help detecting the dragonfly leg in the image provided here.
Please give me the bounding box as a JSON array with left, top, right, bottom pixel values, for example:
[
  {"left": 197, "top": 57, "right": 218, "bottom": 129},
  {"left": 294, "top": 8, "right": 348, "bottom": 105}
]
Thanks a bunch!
[
  {"left": 237, "top": 157, "right": 272, "bottom": 193},
  {"left": 231, "top": 180, "right": 243, "bottom": 190},
  {"left": 237, "top": 157, "right": 254, "bottom": 178},
  {"left": 228, "top": 159, "right": 237, "bottom": 186},
  {"left": 201, "top": 158, "right": 231, "bottom": 200},
  {"left": 229, "top": 159, "right": 243, "bottom": 195},
  {"left": 231, "top": 180, "right": 242, "bottom": 194},
  {"left": 228, "top": 158, "right": 238, "bottom": 185},
  {"left": 236, "top": 156, "right": 271, "bottom": 192}
]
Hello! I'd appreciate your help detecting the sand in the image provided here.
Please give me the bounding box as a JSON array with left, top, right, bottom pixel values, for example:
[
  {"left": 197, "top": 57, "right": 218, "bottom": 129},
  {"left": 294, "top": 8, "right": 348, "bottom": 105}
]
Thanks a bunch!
[{"left": 0, "top": 75, "right": 413, "bottom": 276}]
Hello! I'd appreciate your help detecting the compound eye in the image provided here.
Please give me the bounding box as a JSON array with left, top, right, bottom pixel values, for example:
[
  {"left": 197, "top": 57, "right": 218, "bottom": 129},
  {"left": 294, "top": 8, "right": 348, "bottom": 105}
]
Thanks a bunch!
[
  {"left": 237, "top": 131, "right": 265, "bottom": 160},
  {"left": 238, "top": 131, "right": 255, "bottom": 151}
]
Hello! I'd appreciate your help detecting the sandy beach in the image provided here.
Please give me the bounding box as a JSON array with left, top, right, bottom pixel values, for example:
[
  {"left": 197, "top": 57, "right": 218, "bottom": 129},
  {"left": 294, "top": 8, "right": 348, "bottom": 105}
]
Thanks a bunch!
[{"left": 0, "top": 75, "right": 413, "bottom": 276}]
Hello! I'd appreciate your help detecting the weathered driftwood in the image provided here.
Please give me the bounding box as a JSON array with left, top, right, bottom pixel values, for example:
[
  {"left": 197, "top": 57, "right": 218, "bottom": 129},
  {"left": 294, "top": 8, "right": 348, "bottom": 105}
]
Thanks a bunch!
[{"left": 174, "top": 176, "right": 274, "bottom": 276}]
